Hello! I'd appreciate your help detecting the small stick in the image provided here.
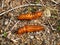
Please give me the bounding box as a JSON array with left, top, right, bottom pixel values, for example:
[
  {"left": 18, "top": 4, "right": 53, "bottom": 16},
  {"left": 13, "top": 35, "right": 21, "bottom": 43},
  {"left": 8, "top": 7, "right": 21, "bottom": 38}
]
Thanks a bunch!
[
  {"left": 48, "top": 20, "right": 56, "bottom": 30},
  {"left": 2, "top": 0, "right": 4, "bottom": 8},
  {"left": 0, "top": 4, "right": 42, "bottom": 16},
  {"left": 11, "top": 21, "right": 19, "bottom": 31}
]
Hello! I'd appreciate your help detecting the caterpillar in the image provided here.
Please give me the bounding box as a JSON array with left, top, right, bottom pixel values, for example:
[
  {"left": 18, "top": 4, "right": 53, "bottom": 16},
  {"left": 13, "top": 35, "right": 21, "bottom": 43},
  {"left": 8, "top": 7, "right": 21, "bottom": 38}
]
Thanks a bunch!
[
  {"left": 17, "top": 25, "right": 44, "bottom": 34},
  {"left": 17, "top": 11, "right": 43, "bottom": 20}
]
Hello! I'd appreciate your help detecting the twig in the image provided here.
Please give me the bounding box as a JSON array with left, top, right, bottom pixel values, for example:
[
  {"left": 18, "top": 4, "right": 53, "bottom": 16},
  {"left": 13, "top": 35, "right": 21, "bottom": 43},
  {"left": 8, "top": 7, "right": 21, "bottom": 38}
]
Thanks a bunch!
[
  {"left": 11, "top": 38, "right": 20, "bottom": 43},
  {"left": 48, "top": 20, "right": 56, "bottom": 30},
  {"left": 0, "top": 4, "right": 42, "bottom": 16},
  {"left": 2, "top": 0, "right": 4, "bottom": 8},
  {"left": 11, "top": 21, "right": 19, "bottom": 31},
  {"left": 40, "top": 0, "right": 45, "bottom": 6},
  {"left": 51, "top": 0, "right": 58, "bottom": 4}
]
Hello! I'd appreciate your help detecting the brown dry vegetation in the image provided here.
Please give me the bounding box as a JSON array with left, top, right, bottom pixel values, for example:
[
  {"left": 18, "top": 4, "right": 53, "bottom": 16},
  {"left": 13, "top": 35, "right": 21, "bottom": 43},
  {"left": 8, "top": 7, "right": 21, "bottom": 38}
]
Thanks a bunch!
[{"left": 0, "top": 0, "right": 60, "bottom": 45}]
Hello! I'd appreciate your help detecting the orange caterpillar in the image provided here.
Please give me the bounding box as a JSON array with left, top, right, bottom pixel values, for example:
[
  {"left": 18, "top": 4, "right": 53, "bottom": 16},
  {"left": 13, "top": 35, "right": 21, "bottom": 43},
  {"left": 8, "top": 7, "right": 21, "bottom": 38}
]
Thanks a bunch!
[
  {"left": 17, "top": 11, "right": 43, "bottom": 20},
  {"left": 17, "top": 25, "right": 44, "bottom": 34}
]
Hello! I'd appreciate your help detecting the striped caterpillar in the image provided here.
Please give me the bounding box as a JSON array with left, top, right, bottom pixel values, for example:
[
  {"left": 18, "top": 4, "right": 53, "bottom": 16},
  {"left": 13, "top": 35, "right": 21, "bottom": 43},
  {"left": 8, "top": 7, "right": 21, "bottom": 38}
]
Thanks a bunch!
[
  {"left": 17, "top": 25, "right": 44, "bottom": 34},
  {"left": 17, "top": 11, "right": 43, "bottom": 20}
]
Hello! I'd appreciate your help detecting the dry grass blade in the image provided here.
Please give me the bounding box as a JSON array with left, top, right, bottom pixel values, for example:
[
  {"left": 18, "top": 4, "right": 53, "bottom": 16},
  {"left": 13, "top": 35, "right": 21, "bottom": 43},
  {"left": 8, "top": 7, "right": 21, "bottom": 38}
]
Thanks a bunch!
[
  {"left": 0, "top": 0, "right": 60, "bottom": 45},
  {"left": 0, "top": 4, "right": 42, "bottom": 16},
  {"left": 11, "top": 21, "right": 19, "bottom": 31},
  {"left": 48, "top": 20, "right": 56, "bottom": 30}
]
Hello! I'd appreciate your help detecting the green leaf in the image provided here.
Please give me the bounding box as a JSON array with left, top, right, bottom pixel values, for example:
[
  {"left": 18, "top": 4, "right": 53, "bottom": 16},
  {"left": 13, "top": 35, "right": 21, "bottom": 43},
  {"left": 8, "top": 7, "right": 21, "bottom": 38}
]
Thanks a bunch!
[{"left": 3, "top": 32, "right": 7, "bottom": 37}]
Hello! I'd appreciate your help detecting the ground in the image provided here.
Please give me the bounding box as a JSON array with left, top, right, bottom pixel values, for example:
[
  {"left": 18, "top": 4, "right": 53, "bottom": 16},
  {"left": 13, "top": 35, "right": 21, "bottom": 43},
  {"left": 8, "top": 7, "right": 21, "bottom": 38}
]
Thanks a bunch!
[{"left": 0, "top": 0, "right": 60, "bottom": 45}]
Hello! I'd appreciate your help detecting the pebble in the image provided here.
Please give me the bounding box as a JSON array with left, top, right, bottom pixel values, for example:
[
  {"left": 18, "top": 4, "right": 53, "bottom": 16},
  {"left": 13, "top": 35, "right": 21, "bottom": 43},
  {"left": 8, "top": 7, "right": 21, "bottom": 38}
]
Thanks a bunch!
[
  {"left": 47, "top": 30, "right": 50, "bottom": 34},
  {"left": 30, "top": 36, "right": 34, "bottom": 39},
  {"left": 5, "top": 20, "right": 8, "bottom": 25}
]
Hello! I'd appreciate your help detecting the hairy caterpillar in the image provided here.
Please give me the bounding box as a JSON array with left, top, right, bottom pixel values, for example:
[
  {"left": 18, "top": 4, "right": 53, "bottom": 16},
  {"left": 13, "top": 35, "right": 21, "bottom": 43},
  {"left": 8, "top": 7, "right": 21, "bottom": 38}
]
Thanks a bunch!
[
  {"left": 17, "top": 25, "right": 44, "bottom": 34},
  {"left": 17, "top": 11, "right": 43, "bottom": 20}
]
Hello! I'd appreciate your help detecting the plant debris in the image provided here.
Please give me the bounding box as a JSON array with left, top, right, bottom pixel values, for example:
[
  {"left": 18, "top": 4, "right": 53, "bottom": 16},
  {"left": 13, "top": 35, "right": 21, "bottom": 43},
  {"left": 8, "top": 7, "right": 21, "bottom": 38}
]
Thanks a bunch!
[{"left": 0, "top": 0, "right": 60, "bottom": 45}]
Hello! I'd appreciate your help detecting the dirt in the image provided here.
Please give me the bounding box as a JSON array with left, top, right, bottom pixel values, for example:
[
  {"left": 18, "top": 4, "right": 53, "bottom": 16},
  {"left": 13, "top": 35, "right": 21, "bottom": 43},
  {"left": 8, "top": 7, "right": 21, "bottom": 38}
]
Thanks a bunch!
[{"left": 0, "top": 0, "right": 60, "bottom": 45}]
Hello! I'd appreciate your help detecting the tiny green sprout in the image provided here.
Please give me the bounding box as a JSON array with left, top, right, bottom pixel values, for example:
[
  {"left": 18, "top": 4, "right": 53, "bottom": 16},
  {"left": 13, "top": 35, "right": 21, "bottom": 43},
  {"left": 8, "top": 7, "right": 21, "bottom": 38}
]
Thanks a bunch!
[{"left": 3, "top": 32, "right": 7, "bottom": 37}]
